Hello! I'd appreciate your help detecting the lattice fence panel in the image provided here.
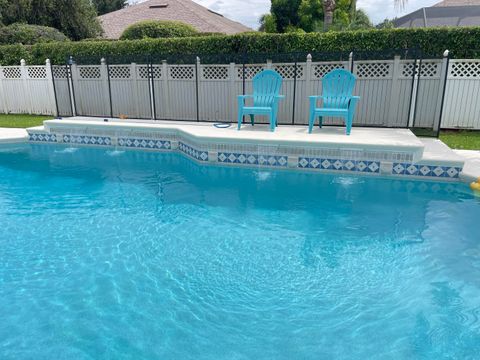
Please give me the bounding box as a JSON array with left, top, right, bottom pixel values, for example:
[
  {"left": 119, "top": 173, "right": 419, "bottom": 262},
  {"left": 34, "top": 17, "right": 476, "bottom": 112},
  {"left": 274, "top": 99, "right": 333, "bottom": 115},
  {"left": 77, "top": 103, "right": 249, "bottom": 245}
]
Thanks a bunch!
[
  {"left": 401, "top": 62, "right": 440, "bottom": 78},
  {"left": 137, "top": 66, "right": 149, "bottom": 79},
  {"left": 169, "top": 66, "right": 195, "bottom": 80},
  {"left": 109, "top": 66, "right": 131, "bottom": 79},
  {"left": 152, "top": 66, "right": 162, "bottom": 79},
  {"left": 356, "top": 62, "right": 391, "bottom": 78},
  {"left": 202, "top": 66, "right": 229, "bottom": 80},
  {"left": 52, "top": 66, "right": 68, "bottom": 79},
  {"left": 236, "top": 65, "right": 264, "bottom": 80},
  {"left": 79, "top": 66, "right": 101, "bottom": 79},
  {"left": 27, "top": 67, "right": 47, "bottom": 79},
  {"left": 273, "top": 64, "right": 304, "bottom": 80},
  {"left": 450, "top": 61, "right": 480, "bottom": 78},
  {"left": 2, "top": 67, "right": 22, "bottom": 79},
  {"left": 313, "top": 63, "right": 345, "bottom": 79}
]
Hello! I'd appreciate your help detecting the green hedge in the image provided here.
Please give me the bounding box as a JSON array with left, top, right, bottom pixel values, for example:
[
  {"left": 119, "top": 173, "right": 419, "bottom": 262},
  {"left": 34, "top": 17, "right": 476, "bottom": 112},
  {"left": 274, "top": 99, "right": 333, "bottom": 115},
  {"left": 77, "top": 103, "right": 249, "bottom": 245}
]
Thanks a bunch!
[
  {"left": 120, "top": 20, "right": 198, "bottom": 40},
  {"left": 1, "top": 27, "right": 480, "bottom": 65}
]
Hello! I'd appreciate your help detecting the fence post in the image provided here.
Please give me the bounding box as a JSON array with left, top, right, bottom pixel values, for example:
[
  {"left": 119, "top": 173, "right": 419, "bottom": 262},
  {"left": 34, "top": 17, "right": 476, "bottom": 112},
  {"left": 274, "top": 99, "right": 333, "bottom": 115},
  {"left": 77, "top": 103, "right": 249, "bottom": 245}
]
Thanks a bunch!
[
  {"left": 101, "top": 58, "right": 113, "bottom": 118},
  {"left": 195, "top": 56, "right": 200, "bottom": 122},
  {"left": 434, "top": 50, "right": 450, "bottom": 137},
  {"left": 349, "top": 52, "right": 354, "bottom": 72},
  {"left": 387, "top": 55, "right": 401, "bottom": 127},
  {"left": 229, "top": 62, "right": 236, "bottom": 123},
  {"left": 161, "top": 60, "right": 169, "bottom": 119},
  {"left": 46, "top": 59, "right": 59, "bottom": 117},
  {"left": 305, "top": 54, "right": 313, "bottom": 125},
  {"left": 67, "top": 58, "right": 77, "bottom": 116},
  {"left": 266, "top": 59, "right": 273, "bottom": 69},
  {"left": 407, "top": 57, "right": 420, "bottom": 128},
  {"left": 0, "top": 64, "right": 7, "bottom": 114},
  {"left": 131, "top": 62, "right": 140, "bottom": 118},
  {"left": 20, "top": 59, "right": 33, "bottom": 114}
]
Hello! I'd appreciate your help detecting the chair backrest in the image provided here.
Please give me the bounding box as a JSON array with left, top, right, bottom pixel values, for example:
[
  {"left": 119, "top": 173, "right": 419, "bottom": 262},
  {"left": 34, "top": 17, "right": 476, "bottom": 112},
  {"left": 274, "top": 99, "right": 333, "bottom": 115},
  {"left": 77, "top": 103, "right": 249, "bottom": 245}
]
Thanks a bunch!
[
  {"left": 252, "top": 70, "right": 283, "bottom": 107},
  {"left": 322, "top": 69, "right": 356, "bottom": 109}
]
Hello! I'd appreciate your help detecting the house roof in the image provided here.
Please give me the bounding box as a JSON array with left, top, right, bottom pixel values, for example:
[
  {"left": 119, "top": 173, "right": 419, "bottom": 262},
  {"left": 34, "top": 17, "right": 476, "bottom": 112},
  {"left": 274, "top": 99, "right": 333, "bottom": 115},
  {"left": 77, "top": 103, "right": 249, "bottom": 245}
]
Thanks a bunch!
[
  {"left": 434, "top": 0, "right": 480, "bottom": 6},
  {"left": 393, "top": 2, "right": 480, "bottom": 28},
  {"left": 99, "top": 0, "right": 252, "bottom": 39}
]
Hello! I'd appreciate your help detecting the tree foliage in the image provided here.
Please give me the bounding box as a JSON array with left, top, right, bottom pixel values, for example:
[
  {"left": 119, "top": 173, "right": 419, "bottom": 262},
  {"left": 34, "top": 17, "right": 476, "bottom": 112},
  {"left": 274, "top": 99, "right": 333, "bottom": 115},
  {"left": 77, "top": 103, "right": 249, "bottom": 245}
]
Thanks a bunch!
[
  {"left": 0, "top": 0, "right": 101, "bottom": 40},
  {"left": 270, "top": 0, "right": 302, "bottom": 33},
  {"left": 261, "top": 0, "right": 372, "bottom": 33},
  {"left": 93, "top": 0, "right": 128, "bottom": 16},
  {"left": 0, "top": 23, "right": 68, "bottom": 45}
]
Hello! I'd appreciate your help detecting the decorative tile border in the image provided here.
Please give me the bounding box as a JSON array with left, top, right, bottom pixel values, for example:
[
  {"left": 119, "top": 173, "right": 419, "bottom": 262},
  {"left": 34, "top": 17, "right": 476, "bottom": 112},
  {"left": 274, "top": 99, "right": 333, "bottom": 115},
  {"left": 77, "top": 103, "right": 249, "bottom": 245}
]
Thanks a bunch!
[
  {"left": 218, "top": 153, "right": 288, "bottom": 167},
  {"left": 179, "top": 142, "right": 208, "bottom": 162},
  {"left": 392, "top": 163, "right": 461, "bottom": 178},
  {"left": 27, "top": 128, "right": 463, "bottom": 182},
  {"left": 62, "top": 134, "right": 112, "bottom": 146},
  {"left": 118, "top": 137, "right": 171, "bottom": 150},
  {"left": 299, "top": 157, "right": 380, "bottom": 173},
  {"left": 29, "top": 132, "right": 57, "bottom": 143}
]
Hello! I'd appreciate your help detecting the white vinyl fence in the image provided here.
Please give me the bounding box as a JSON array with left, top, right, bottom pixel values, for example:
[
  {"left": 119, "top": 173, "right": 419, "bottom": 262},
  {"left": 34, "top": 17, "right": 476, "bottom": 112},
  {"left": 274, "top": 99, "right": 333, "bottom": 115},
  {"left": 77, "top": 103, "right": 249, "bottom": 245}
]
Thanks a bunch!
[{"left": 1, "top": 55, "right": 480, "bottom": 129}]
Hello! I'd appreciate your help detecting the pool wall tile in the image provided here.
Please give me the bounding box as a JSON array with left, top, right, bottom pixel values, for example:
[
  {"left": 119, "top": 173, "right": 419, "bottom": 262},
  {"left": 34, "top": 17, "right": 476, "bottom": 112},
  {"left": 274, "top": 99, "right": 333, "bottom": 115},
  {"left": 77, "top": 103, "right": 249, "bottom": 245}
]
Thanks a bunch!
[
  {"left": 26, "top": 127, "right": 463, "bottom": 182},
  {"left": 29, "top": 132, "right": 57, "bottom": 143}
]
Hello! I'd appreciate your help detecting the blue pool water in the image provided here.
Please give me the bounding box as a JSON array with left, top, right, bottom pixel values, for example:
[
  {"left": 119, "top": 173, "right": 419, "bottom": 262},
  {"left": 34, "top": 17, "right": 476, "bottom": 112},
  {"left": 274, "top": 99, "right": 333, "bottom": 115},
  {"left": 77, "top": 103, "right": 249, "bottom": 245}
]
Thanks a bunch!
[{"left": 0, "top": 144, "right": 479, "bottom": 359}]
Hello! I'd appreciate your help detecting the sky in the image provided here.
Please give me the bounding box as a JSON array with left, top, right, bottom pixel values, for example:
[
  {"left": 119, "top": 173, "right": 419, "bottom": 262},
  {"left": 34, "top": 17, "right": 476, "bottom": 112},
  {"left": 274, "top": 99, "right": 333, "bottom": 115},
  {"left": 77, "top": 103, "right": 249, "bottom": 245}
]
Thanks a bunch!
[{"left": 131, "top": 0, "right": 441, "bottom": 29}]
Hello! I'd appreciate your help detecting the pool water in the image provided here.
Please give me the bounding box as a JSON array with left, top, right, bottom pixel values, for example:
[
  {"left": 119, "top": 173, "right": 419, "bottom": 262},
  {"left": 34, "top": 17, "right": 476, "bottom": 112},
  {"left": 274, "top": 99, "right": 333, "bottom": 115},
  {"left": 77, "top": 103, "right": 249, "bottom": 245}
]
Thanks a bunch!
[{"left": 0, "top": 144, "right": 479, "bottom": 359}]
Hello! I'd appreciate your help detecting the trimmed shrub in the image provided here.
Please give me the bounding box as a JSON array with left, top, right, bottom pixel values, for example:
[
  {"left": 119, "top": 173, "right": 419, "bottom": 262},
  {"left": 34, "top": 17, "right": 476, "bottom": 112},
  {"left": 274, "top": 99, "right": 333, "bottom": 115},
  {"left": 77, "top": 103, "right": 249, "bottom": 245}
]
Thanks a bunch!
[
  {"left": 0, "top": 23, "right": 69, "bottom": 45},
  {"left": 120, "top": 20, "right": 198, "bottom": 40},
  {"left": 1, "top": 27, "right": 480, "bottom": 65}
]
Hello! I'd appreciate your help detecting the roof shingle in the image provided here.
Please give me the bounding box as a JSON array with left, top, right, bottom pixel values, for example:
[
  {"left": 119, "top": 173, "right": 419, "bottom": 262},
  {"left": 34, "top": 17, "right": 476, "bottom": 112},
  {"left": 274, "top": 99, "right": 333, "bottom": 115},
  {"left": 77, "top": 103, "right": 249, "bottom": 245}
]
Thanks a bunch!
[{"left": 99, "top": 0, "right": 252, "bottom": 39}]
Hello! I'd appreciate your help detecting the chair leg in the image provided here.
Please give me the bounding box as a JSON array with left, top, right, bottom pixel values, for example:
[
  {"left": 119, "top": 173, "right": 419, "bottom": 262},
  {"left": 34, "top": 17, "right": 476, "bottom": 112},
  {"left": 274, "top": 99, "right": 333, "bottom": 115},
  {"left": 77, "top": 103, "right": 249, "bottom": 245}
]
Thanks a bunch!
[
  {"left": 270, "top": 111, "right": 275, "bottom": 132},
  {"left": 237, "top": 111, "right": 243, "bottom": 130},
  {"left": 250, "top": 114, "right": 255, "bottom": 126},
  {"left": 308, "top": 111, "right": 315, "bottom": 134},
  {"left": 346, "top": 113, "right": 353, "bottom": 135},
  {"left": 318, "top": 116, "right": 323, "bottom": 128}
]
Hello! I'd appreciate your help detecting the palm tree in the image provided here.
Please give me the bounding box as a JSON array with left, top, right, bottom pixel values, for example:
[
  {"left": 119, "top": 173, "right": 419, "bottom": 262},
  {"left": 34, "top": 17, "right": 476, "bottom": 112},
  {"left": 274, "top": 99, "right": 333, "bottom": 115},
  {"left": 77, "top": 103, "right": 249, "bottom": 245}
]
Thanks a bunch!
[
  {"left": 323, "top": 0, "right": 336, "bottom": 31},
  {"left": 323, "top": 0, "right": 406, "bottom": 31}
]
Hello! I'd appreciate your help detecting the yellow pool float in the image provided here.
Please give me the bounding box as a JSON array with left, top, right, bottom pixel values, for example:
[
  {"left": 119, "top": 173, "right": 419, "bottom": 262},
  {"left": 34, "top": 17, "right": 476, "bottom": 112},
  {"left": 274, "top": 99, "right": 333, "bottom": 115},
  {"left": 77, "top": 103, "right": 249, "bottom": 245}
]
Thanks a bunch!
[{"left": 470, "top": 177, "right": 480, "bottom": 192}]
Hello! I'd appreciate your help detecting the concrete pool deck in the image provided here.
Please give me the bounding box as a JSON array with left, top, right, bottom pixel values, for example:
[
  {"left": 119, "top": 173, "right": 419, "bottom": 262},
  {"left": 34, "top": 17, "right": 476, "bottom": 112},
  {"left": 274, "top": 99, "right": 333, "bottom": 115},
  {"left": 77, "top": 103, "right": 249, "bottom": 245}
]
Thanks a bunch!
[
  {"left": 0, "top": 128, "right": 28, "bottom": 143},
  {"left": 0, "top": 117, "right": 478, "bottom": 182}
]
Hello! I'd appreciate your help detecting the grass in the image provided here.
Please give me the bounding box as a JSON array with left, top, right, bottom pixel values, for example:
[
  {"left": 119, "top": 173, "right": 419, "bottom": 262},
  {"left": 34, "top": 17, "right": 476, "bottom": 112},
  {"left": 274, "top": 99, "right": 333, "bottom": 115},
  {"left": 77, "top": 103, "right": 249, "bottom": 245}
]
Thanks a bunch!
[
  {"left": 0, "top": 114, "right": 479, "bottom": 150},
  {"left": 440, "top": 130, "right": 480, "bottom": 150},
  {"left": 0, "top": 114, "right": 52, "bottom": 129}
]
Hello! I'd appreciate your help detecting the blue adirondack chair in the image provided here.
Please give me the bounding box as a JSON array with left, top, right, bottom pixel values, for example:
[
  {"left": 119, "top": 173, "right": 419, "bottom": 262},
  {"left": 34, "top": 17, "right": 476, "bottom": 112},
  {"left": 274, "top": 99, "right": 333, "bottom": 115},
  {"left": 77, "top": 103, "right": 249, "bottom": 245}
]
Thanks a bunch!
[
  {"left": 237, "top": 70, "right": 285, "bottom": 132},
  {"left": 308, "top": 69, "right": 360, "bottom": 135}
]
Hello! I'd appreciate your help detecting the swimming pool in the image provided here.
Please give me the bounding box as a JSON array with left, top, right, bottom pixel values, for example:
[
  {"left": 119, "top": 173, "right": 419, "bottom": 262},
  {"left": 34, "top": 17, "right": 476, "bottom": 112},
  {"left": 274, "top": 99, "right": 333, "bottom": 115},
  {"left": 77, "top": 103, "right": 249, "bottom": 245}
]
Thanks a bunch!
[{"left": 0, "top": 143, "right": 479, "bottom": 359}]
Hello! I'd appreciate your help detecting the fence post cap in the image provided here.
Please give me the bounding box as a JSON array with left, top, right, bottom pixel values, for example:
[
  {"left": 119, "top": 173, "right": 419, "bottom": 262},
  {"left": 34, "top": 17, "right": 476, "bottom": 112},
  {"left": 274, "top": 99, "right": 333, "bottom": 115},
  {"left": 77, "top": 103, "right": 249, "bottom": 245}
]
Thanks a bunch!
[
  {"left": 20, "top": 59, "right": 26, "bottom": 66},
  {"left": 443, "top": 50, "right": 449, "bottom": 57},
  {"left": 307, "top": 54, "right": 312, "bottom": 60},
  {"left": 46, "top": 59, "right": 51, "bottom": 65},
  {"left": 100, "top": 57, "right": 106, "bottom": 65}
]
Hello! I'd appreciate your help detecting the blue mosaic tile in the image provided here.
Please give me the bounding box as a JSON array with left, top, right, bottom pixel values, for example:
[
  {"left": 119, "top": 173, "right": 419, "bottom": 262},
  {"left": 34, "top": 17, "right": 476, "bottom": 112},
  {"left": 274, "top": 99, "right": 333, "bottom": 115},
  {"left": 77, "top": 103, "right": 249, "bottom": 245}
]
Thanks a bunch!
[
  {"left": 118, "top": 137, "right": 171, "bottom": 150},
  {"left": 28, "top": 133, "right": 57, "bottom": 143},
  {"left": 218, "top": 153, "right": 287, "bottom": 167},
  {"left": 299, "top": 158, "right": 380, "bottom": 173},
  {"left": 392, "top": 163, "right": 461, "bottom": 178},
  {"left": 63, "top": 134, "right": 111, "bottom": 146},
  {"left": 179, "top": 142, "right": 208, "bottom": 162}
]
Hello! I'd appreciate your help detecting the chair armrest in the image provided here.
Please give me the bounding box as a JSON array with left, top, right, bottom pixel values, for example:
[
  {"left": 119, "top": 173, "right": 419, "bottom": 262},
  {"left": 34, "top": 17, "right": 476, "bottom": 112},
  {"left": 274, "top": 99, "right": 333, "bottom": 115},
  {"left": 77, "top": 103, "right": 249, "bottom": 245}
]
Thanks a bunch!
[
  {"left": 238, "top": 95, "right": 254, "bottom": 100},
  {"left": 309, "top": 95, "right": 326, "bottom": 99},
  {"left": 276, "top": 95, "right": 285, "bottom": 99}
]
